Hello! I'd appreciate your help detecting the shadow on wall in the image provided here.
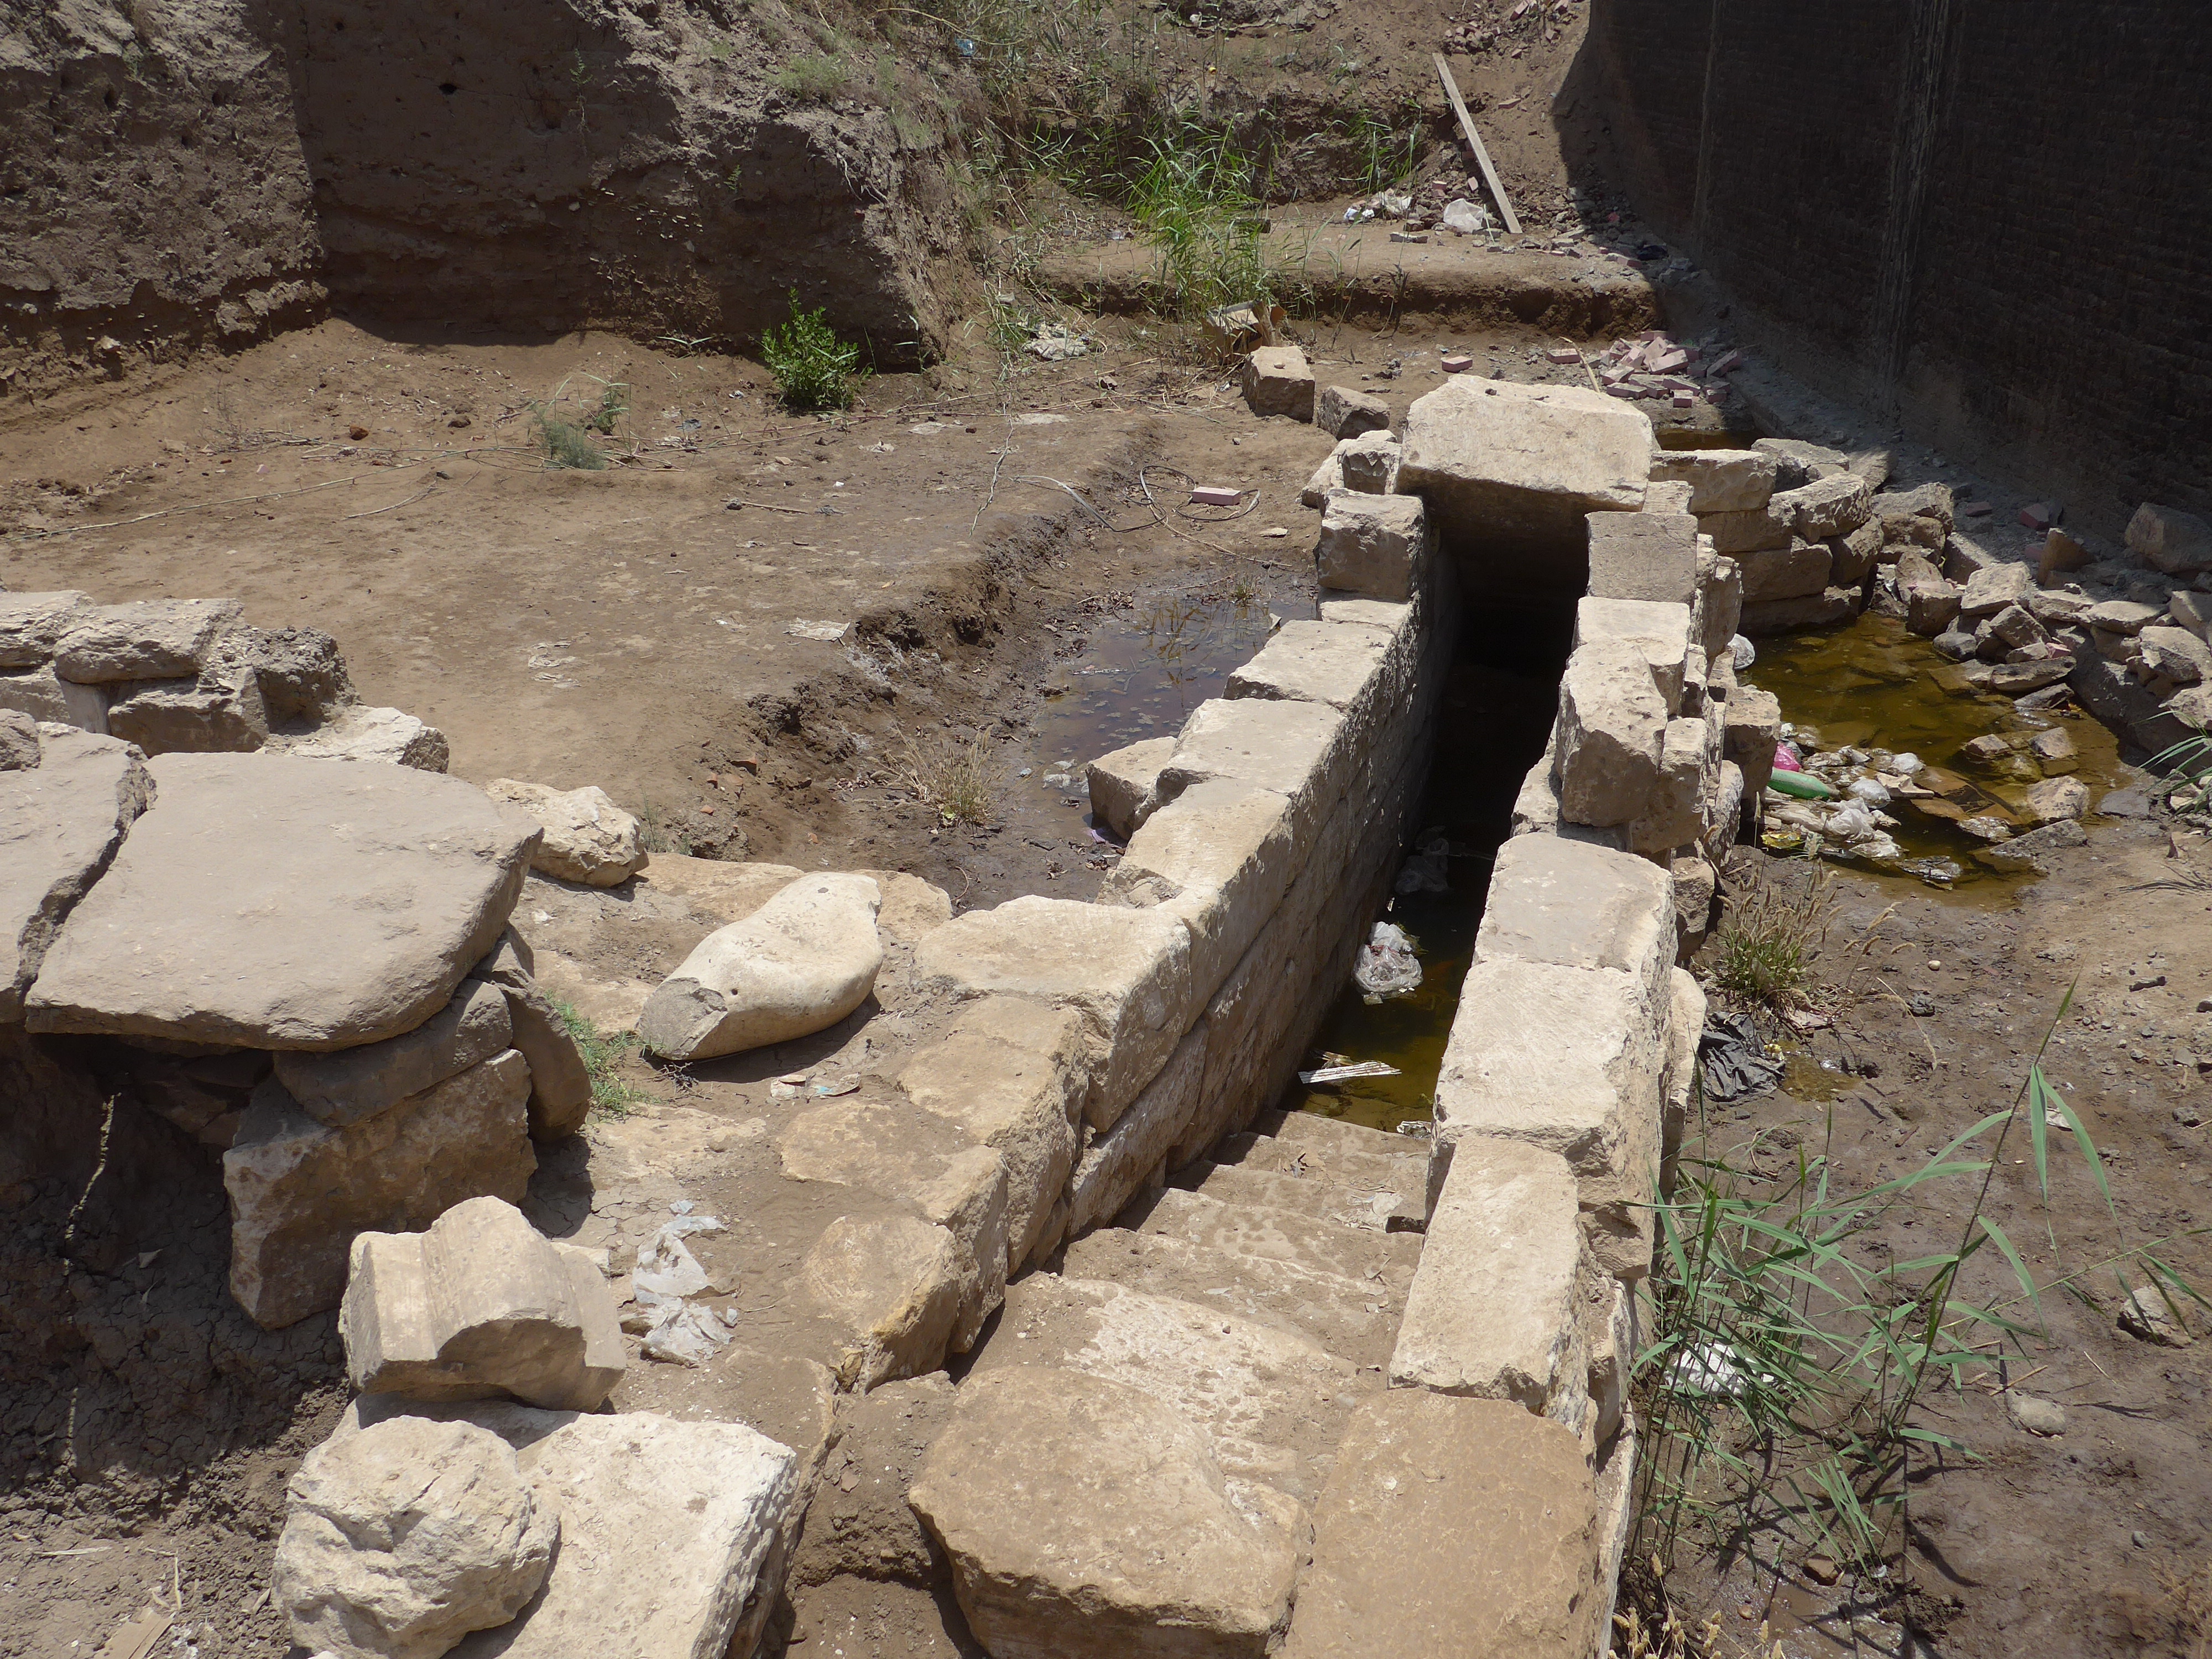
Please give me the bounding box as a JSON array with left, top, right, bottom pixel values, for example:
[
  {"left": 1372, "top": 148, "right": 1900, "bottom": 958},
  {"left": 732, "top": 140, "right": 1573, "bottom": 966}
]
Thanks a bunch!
[
  {"left": 1566, "top": 0, "right": 2212, "bottom": 533},
  {"left": 0, "top": 0, "right": 969, "bottom": 399}
]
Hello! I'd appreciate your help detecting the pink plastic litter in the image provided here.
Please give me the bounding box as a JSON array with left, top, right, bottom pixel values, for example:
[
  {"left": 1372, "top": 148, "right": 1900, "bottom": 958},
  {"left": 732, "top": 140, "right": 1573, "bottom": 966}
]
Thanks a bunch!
[{"left": 1772, "top": 744, "right": 1802, "bottom": 773}]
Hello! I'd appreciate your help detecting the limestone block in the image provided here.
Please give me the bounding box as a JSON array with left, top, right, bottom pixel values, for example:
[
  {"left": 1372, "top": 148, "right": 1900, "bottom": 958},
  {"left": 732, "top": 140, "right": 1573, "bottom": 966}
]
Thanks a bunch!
[
  {"left": 1772, "top": 473, "right": 1871, "bottom": 540},
  {"left": 1647, "top": 446, "right": 1777, "bottom": 513},
  {"left": 1067, "top": 1022, "right": 1207, "bottom": 1233},
  {"left": 341, "top": 1196, "right": 624, "bottom": 1410},
  {"left": 1895, "top": 554, "right": 1960, "bottom": 636},
  {"left": 1587, "top": 1279, "right": 1637, "bottom": 1448},
  {"left": 1554, "top": 640, "right": 1666, "bottom": 827},
  {"left": 2127, "top": 502, "right": 2212, "bottom": 575},
  {"left": 1642, "top": 479, "right": 1694, "bottom": 514},
  {"left": 2140, "top": 625, "right": 2212, "bottom": 686},
  {"left": 1703, "top": 759, "right": 1746, "bottom": 859},
  {"left": 1301, "top": 453, "right": 1344, "bottom": 508},
  {"left": 1874, "top": 481, "right": 1955, "bottom": 539},
  {"left": 1433, "top": 957, "right": 1666, "bottom": 1281},
  {"left": 914, "top": 895, "right": 1194, "bottom": 1132},
  {"left": 1395, "top": 378, "right": 1651, "bottom": 546},
  {"left": 1586, "top": 511, "right": 1697, "bottom": 606},
  {"left": 1241, "top": 344, "right": 1314, "bottom": 420},
  {"left": 1662, "top": 967, "right": 1705, "bottom": 1178},
  {"left": 1391, "top": 1138, "right": 1590, "bottom": 1437},
  {"left": 1317, "top": 595, "right": 1411, "bottom": 632},
  {"left": 1282, "top": 1391, "right": 1603, "bottom": 1659},
  {"left": 1670, "top": 852, "right": 1717, "bottom": 947},
  {"left": 372, "top": 1401, "right": 801, "bottom": 1659},
  {"left": 778, "top": 1101, "right": 1009, "bottom": 1351},
  {"left": 0, "top": 729, "right": 151, "bottom": 1021},
  {"left": 274, "top": 1416, "right": 557, "bottom": 1659},
  {"left": 1181, "top": 893, "right": 1312, "bottom": 1165},
  {"left": 1752, "top": 437, "right": 1846, "bottom": 488},
  {"left": 224, "top": 1050, "right": 537, "bottom": 1328},
  {"left": 2021, "top": 776, "right": 2091, "bottom": 824},
  {"left": 1697, "top": 551, "right": 1742, "bottom": 661},
  {"left": 1829, "top": 519, "right": 1885, "bottom": 587},
  {"left": 967, "top": 1274, "right": 1362, "bottom": 1502},
  {"left": 2170, "top": 589, "right": 2212, "bottom": 642},
  {"left": 803, "top": 1212, "right": 966, "bottom": 1389},
  {"left": 1314, "top": 383, "right": 1390, "bottom": 439},
  {"left": 1737, "top": 538, "right": 1833, "bottom": 603},
  {"left": 898, "top": 998, "right": 1086, "bottom": 1269},
  {"left": 1087, "top": 735, "right": 1177, "bottom": 838},
  {"left": 1740, "top": 586, "right": 1858, "bottom": 635},
  {"left": 0, "top": 590, "right": 90, "bottom": 668},
  {"left": 276, "top": 979, "right": 514, "bottom": 1129},
  {"left": 2085, "top": 598, "right": 2166, "bottom": 635},
  {"left": 281, "top": 705, "right": 451, "bottom": 770},
  {"left": 1573, "top": 596, "right": 1690, "bottom": 711},
  {"left": 1959, "top": 560, "right": 2035, "bottom": 620},
  {"left": 28, "top": 753, "right": 535, "bottom": 1049},
  {"left": 1337, "top": 429, "right": 1402, "bottom": 494},
  {"left": 1314, "top": 492, "right": 1427, "bottom": 603},
  {"left": 1472, "top": 833, "right": 1672, "bottom": 997},
  {"left": 1510, "top": 734, "right": 1561, "bottom": 838},
  {"left": 486, "top": 779, "right": 646, "bottom": 886},
  {"left": 1156, "top": 697, "right": 1348, "bottom": 857},
  {"left": 1229, "top": 618, "right": 1396, "bottom": 732},
  {"left": 53, "top": 597, "right": 242, "bottom": 683},
  {"left": 471, "top": 968, "right": 593, "bottom": 1142},
  {"left": 910, "top": 1366, "right": 1303, "bottom": 1659},
  {"left": 1100, "top": 781, "right": 1298, "bottom": 1001},
  {"left": 1698, "top": 503, "right": 1791, "bottom": 555},
  {"left": 105, "top": 664, "right": 269, "bottom": 754},
  {"left": 0, "top": 665, "right": 110, "bottom": 733},
  {"left": 637, "top": 873, "right": 881, "bottom": 1061},
  {"left": 1631, "top": 714, "right": 1719, "bottom": 855},
  {"left": 0, "top": 709, "right": 36, "bottom": 771},
  {"left": 1721, "top": 687, "right": 1781, "bottom": 797}
]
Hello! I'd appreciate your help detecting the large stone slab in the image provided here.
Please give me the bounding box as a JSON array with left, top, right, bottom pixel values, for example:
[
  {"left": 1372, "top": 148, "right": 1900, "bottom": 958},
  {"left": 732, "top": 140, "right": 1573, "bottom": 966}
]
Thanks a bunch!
[
  {"left": 1389, "top": 1138, "right": 1589, "bottom": 1432},
  {"left": 1553, "top": 640, "right": 1665, "bottom": 827},
  {"left": 1099, "top": 781, "right": 1299, "bottom": 1000},
  {"left": 337, "top": 1399, "right": 803, "bottom": 1659},
  {"left": 1282, "top": 1391, "right": 1603, "bottom": 1659},
  {"left": 1087, "top": 735, "right": 1177, "bottom": 838},
  {"left": 637, "top": 872, "right": 881, "bottom": 1061},
  {"left": 1573, "top": 596, "right": 1691, "bottom": 711},
  {"left": 1473, "top": 833, "right": 1672, "bottom": 995},
  {"left": 223, "top": 1050, "right": 538, "bottom": 1328},
  {"left": 1156, "top": 696, "right": 1348, "bottom": 855},
  {"left": 910, "top": 1365, "right": 1303, "bottom": 1659},
  {"left": 340, "top": 1196, "right": 625, "bottom": 1411},
  {"left": 897, "top": 997, "right": 1086, "bottom": 1270},
  {"left": 1647, "top": 447, "right": 1777, "bottom": 514},
  {"left": 1139, "top": 1188, "right": 1420, "bottom": 1292},
  {"left": 53, "top": 597, "right": 242, "bottom": 683},
  {"left": 1433, "top": 956, "right": 1667, "bottom": 1281},
  {"left": 27, "top": 753, "right": 536, "bottom": 1049},
  {"left": 1587, "top": 511, "right": 1698, "bottom": 605},
  {"left": 914, "top": 895, "right": 1194, "bottom": 1131},
  {"left": 1395, "top": 379, "right": 1650, "bottom": 550},
  {"left": 801, "top": 1212, "right": 966, "bottom": 1389},
  {"left": 969, "top": 1274, "right": 1363, "bottom": 1503},
  {"left": 274, "top": 1414, "right": 557, "bottom": 1659},
  {"left": 276, "top": 978, "right": 513, "bottom": 1128},
  {"left": 1067, "top": 1023, "right": 1207, "bottom": 1232},
  {"left": 0, "top": 729, "right": 151, "bottom": 1022},
  {"left": 0, "top": 590, "right": 89, "bottom": 668},
  {"left": 778, "top": 1100, "right": 1009, "bottom": 1352}
]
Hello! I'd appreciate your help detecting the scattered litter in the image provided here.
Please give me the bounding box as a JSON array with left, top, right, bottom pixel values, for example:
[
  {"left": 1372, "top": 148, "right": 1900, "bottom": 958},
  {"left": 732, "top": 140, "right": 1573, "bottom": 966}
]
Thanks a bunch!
[
  {"left": 1769, "top": 770, "right": 1838, "bottom": 801},
  {"left": 1190, "top": 485, "right": 1243, "bottom": 508},
  {"left": 1353, "top": 921, "right": 1422, "bottom": 1001},
  {"left": 1026, "top": 323, "right": 1091, "bottom": 362},
  {"left": 1440, "top": 353, "right": 1475, "bottom": 374},
  {"left": 1262, "top": 525, "right": 1288, "bottom": 538},
  {"left": 909, "top": 421, "right": 952, "bottom": 435},
  {"left": 632, "top": 1217, "right": 723, "bottom": 1302},
  {"left": 643, "top": 1303, "right": 734, "bottom": 1366},
  {"left": 1010, "top": 412, "right": 1068, "bottom": 426},
  {"left": 811, "top": 1076, "right": 860, "bottom": 1097},
  {"left": 786, "top": 619, "right": 851, "bottom": 643},
  {"left": 670, "top": 1199, "right": 696, "bottom": 1215},
  {"left": 1699, "top": 1011, "right": 1783, "bottom": 1103},
  {"left": 1440, "top": 199, "right": 1491, "bottom": 236},
  {"left": 1392, "top": 833, "right": 1452, "bottom": 894},
  {"left": 1668, "top": 1338, "right": 1755, "bottom": 1397},
  {"left": 1300, "top": 1061, "right": 1404, "bottom": 1085}
]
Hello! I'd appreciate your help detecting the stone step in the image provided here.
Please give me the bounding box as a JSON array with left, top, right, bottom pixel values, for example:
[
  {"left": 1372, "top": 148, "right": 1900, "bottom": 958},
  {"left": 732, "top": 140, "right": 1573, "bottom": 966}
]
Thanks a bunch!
[
  {"left": 968, "top": 1272, "right": 1374, "bottom": 1505},
  {"left": 1181, "top": 1160, "right": 1403, "bottom": 1234},
  {"left": 1062, "top": 1228, "right": 1399, "bottom": 1371},
  {"left": 1133, "top": 1188, "right": 1420, "bottom": 1296},
  {"left": 1257, "top": 1106, "right": 1431, "bottom": 1165},
  {"left": 1215, "top": 1129, "right": 1426, "bottom": 1191}
]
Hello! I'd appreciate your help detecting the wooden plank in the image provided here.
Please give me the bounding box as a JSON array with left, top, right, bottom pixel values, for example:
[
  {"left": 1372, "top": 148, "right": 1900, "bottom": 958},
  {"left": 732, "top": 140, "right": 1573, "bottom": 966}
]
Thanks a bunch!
[{"left": 1432, "top": 52, "right": 1521, "bottom": 236}]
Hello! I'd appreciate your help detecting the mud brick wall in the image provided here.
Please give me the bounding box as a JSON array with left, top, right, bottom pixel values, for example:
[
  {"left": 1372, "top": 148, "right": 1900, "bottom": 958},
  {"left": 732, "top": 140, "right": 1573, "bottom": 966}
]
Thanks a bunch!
[{"left": 1586, "top": 0, "right": 2212, "bottom": 526}]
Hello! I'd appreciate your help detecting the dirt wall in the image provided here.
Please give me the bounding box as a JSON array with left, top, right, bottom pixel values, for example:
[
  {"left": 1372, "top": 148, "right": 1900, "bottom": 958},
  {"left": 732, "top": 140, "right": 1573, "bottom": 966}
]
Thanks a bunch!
[{"left": 1582, "top": 0, "right": 2212, "bottom": 529}]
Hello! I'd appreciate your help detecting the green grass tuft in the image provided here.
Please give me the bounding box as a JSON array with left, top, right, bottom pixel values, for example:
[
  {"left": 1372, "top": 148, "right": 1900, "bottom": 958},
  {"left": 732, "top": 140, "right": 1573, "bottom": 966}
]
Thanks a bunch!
[
  {"left": 553, "top": 999, "right": 651, "bottom": 1118},
  {"left": 775, "top": 53, "right": 848, "bottom": 101},
  {"left": 761, "top": 291, "right": 865, "bottom": 411}
]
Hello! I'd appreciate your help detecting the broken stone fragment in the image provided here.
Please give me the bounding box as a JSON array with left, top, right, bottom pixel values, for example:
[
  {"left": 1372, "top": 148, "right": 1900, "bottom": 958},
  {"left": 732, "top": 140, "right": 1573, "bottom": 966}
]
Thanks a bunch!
[
  {"left": 1647, "top": 446, "right": 1776, "bottom": 514},
  {"left": 0, "top": 589, "right": 90, "bottom": 669},
  {"left": 1958, "top": 559, "right": 2034, "bottom": 620},
  {"left": 0, "top": 709, "right": 38, "bottom": 771},
  {"left": 1396, "top": 378, "right": 1650, "bottom": 554},
  {"left": 2126, "top": 503, "right": 2212, "bottom": 576},
  {"left": 2138, "top": 625, "right": 2212, "bottom": 687},
  {"left": 51, "top": 597, "right": 243, "bottom": 684},
  {"left": 1736, "top": 538, "right": 1832, "bottom": 603},
  {"left": 1086, "top": 735, "right": 1177, "bottom": 838},
  {"left": 0, "top": 728, "right": 151, "bottom": 1022},
  {"left": 1314, "top": 491, "right": 1428, "bottom": 602},
  {"left": 1336, "top": 429, "right": 1401, "bottom": 494},
  {"left": 1241, "top": 343, "right": 1314, "bottom": 420},
  {"left": 801, "top": 1211, "right": 965, "bottom": 1389},
  {"left": 0, "top": 665, "right": 111, "bottom": 733},
  {"left": 104, "top": 662, "right": 270, "bottom": 755},
  {"left": 273, "top": 1415, "right": 557, "bottom": 1659},
  {"left": 276, "top": 979, "right": 514, "bottom": 1128},
  {"left": 27, "top": 752, "right": 534, "bottom": 1050},
  {"left": 637, "top": 872, "right": 881, "bottom": 1061},
  {"left": 486, "top": 778, "right": 647, "bottom": 886},
  {"left": 1313, "top": 383, "right": 1390, "bottom": 439},
  {"left": 279, "top": 705, "right": 451, "bottom": 770},
  {"left": 1772, "top": 473, "right": 1872, "bottom": 540},
  {"left": 340, "top": 1194, "right": 625, "bottom": 1410},
  {"left": 1554, "top": 639, "right": 1665, "bottom": 826},
  {"left": 910, "top": 1365, "right": 1303, "bottom": 1659},
  {"left": 223, "top": 1051, "right": 537, "bottom": 1328},
  {"left": 2019, "top": 776, "right": 2090, "bottom": 825},
  {"left": 466, "top": 933, "right": 593, "bottom": 1142}
]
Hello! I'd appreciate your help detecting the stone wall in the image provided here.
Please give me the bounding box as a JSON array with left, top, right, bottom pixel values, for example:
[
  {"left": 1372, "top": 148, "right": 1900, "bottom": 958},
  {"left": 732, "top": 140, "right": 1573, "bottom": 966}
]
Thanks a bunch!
[{"left": 1583, "top": 0, "right": 2212, "bottom": 528}]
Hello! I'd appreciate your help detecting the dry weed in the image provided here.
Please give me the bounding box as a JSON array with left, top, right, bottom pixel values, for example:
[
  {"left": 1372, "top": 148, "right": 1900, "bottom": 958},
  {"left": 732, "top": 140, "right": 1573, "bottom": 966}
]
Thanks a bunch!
[{"left": 900, "top": 731, "right": 997, "bottom": 826}]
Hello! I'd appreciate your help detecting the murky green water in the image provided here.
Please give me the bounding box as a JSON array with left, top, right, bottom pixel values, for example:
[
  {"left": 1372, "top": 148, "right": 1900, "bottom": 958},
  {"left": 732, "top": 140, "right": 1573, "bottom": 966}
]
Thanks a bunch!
[{"left": 1742, "top": 612, "right": 2129, "bottom": 898}]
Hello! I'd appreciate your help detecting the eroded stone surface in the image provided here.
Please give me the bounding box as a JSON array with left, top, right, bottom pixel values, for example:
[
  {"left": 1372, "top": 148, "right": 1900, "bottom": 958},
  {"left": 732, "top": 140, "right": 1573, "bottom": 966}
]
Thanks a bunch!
[
  {"left": 1241, "top": 344, "right": 1314, "bottom": 420},
  {"left": 1396, "top": 379, "right": 1650, "bottom": 547},
  {"left": 1314, "top": 493, "right": 1427, "bottom": 603},
  {"left": 28, "top": 752, "right": 534, "bottom": 1049},
  {"left": 1087, "top": 736, "right": 1178, "bottom": 838},
  {"left": 1554, "top": 640, "right": 1666, "bottom": 826},
  {"left": 801, "top": 1212, "right": 965, "bottom": 1389},
  {"left": 0, "top": 729, "right": 150, "bottom": 1022},
  {"left": 487, "top": 779, "right": 647, "bottom": 886},
  {"left": 1067, "top": 1023, "right": 1207, "bottom": 1233},
  {"left": 53, "top": 597, "right": 242, "bottom": 683},
  {"left": 276, "top": 979, "right": 514, "bottom": 1129}
]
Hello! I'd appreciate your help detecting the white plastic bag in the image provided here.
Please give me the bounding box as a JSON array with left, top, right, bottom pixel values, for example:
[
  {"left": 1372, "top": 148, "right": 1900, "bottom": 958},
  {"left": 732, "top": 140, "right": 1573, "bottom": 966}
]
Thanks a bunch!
[{"left": 1353, "top": 922, "right": 1422, "bottom": 1001}]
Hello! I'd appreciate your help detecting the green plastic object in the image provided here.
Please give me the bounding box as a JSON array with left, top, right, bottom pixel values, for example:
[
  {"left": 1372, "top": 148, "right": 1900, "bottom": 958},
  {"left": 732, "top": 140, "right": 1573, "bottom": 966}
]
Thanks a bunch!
[{"left": 1768, "top": 769, "right": 1838, "bottom": 801}]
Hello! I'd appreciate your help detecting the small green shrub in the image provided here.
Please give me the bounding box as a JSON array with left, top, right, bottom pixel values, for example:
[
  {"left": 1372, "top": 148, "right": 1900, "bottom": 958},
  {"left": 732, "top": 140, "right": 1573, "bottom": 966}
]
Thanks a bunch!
[
  {"left": 761, "top": 291, "right": 864, "bottom": 411},
  {"left": 552, "top": 1000, "right": 650, "bottom": 1117},
  {"left": 531, "top": 409, "right": 606, "bottom": 470},
  {"left": 583, "top": 377, "right": 628, "bottom": 434},
  {"left": 776, "top": 53, "right": 848, "bottom": 101},
  {"left": 1708, "top": 872, "right": 1836, "bottom": 1009}
]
